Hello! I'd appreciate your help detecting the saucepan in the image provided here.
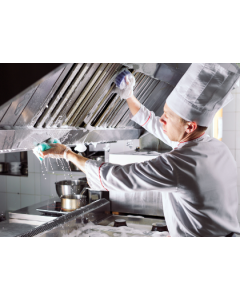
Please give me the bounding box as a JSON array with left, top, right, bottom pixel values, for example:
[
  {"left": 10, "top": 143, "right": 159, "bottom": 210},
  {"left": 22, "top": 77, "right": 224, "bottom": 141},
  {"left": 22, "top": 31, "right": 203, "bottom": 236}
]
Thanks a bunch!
[
  {"left": 61, "top": 187, "right": 88, "bottom": 212},
  {"left": 61, "top": 194, "right": 87, "bottom": 212},
  {"left": 55, "top": 179, "right": 89, "bottom": 198}
]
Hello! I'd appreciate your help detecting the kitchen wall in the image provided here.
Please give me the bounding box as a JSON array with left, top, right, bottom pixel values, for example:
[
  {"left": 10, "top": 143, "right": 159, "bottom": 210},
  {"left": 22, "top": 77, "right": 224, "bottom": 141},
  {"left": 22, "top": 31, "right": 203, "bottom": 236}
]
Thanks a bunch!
[
  {"left": 222, "top": 86, "right": 240, "bottom": 221},
  {"left": 0, "top": 139, "right": 139, "bottom": 216},
  {"left": 0, "top": 151, "right": 83, "bottom": 216}
]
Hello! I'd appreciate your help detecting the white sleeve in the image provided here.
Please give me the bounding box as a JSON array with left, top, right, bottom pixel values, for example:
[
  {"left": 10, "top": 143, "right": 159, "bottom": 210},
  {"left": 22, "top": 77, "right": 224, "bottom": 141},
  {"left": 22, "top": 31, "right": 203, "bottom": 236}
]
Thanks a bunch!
[
  {"left": 131, "top": 105, "right": 178, "bottom": 149},
  {"left": 85, "top": 154, "right": 178, "bottom": 192}
]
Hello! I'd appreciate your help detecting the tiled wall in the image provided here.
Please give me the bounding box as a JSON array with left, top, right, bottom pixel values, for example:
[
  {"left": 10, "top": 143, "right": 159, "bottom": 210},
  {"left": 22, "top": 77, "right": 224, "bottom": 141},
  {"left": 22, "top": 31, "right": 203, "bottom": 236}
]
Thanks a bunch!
[
  {"left": 0, "top": 139, "right": 139, "bottom": 215},
  {"left": 222, "top": 87, "right": 240, "bottom": 221},
  {"left": 0, "top": 151, "right": 85, "bottom": 216}
]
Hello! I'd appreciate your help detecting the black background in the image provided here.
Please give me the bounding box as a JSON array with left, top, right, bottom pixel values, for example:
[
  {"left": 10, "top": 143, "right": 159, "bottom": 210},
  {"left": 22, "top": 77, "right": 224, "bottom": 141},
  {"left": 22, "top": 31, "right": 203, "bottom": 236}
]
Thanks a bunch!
[{"left": 0, "top": 63, "right": 62, "bottom": 106}]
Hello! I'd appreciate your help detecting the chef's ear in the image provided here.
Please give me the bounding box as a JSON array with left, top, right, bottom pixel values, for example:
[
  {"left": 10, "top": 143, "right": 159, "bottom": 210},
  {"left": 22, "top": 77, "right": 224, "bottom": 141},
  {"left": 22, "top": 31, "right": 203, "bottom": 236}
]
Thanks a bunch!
[{"left": 186, "top": 121, "right": 198, "bottom": 133}]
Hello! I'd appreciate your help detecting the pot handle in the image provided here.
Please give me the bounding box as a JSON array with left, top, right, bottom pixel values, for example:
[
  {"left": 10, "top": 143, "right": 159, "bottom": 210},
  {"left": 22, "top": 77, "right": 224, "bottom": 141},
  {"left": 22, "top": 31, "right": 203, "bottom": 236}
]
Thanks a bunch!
[{"left": 80, "top": 187, "right": 89, "bottom": 196}]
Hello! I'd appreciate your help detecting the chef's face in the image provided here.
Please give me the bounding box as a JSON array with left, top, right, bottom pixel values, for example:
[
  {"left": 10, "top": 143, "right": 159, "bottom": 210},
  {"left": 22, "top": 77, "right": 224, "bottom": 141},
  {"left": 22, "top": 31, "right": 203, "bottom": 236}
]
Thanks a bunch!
[{"left": 159, "top": 104, "right": 191, "bottom": 142}]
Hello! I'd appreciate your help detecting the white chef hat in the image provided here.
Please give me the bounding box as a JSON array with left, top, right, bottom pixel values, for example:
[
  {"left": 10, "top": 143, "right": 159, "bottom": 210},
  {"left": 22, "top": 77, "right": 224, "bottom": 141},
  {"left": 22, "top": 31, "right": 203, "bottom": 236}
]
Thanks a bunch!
[{"left": 166, "top": 63, "right": 240, "bottom": 126}]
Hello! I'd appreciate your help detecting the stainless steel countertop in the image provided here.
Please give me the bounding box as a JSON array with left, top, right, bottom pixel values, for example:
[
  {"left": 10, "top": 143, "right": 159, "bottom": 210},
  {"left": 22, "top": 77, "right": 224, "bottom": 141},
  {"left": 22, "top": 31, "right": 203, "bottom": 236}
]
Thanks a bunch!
[
  {"left": 0, "top": 220, "right": 39, "bottom": 237},
  {"left": 0, "top": 198, "right": 59, "bottom": 237}
]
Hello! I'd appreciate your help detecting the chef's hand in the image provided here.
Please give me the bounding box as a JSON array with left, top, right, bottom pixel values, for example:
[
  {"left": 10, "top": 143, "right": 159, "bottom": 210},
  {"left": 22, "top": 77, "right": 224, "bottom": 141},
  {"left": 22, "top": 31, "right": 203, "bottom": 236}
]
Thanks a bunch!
[
  {"left": 39, "top": 143, "right": 89, "bottom": 173},
  {"left": 39, "top": 143, "right": 72, "bottom": 159},
  {"left": 115, "top": 69, "right": 135, "bottom": 100}
]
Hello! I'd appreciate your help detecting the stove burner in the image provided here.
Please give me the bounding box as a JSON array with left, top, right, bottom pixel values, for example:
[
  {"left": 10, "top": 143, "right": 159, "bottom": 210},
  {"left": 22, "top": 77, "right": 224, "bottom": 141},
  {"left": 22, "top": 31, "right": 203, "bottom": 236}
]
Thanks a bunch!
[
  {"left": 113, "top": 219, "right": 127, "bottom": 227},
  {"left": 36, "top": 202, "right": 67, "bottom": 215},
  {"left": 151, "top": 222, "right": 168, "bottom": 232}
]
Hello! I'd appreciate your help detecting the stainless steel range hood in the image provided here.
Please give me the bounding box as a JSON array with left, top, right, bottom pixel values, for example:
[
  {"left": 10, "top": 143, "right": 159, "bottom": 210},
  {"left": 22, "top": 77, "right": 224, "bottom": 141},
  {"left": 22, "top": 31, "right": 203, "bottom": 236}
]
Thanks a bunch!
[{"left": 0, "top": 63, "right": 192, "bottom": 153}]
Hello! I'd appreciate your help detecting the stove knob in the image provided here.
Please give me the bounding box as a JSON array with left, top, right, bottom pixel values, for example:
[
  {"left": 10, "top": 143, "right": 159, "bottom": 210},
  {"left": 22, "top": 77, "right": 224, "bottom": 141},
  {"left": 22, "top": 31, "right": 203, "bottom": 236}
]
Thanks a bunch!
[
  {"left": 113, "top": 219, "right": 127, "bottom": 227},
  {"left": 151, "top": 222, "right": 168, "bottom": 232}
]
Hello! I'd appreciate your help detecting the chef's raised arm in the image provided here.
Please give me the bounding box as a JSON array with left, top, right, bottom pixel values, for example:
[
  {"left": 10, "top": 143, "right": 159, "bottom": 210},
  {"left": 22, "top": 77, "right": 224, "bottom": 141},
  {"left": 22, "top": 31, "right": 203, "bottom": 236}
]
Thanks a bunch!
[
  {"left": 129, "top": 98, "right": 178, "bottom": 149},
  {"left": 115, "top": 71, "right": 178, "bottom": 149},
  {"left": 85, "top": 154, "right": 177, "bottom": 192}
]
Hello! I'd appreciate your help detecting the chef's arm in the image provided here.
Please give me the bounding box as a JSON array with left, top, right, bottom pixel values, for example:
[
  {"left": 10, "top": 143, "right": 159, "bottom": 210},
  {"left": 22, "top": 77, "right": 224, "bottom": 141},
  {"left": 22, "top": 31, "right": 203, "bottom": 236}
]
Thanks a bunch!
[
  {"left": 67, "top": 151, "right": 89, "bottom": 173},
  {"left": 126, "top": 95, "right": 141, "bottom": 116},
  {"left": 85, "top": 156, "right": 178, "bottom": 192},
  {"left": 38, "top": 143, "right": 177, "bottom": 192},
  {"left": 126, "top": 96, "right": 177, "bottom": 148},
  {"left": 39, "top": 144, "right": 89, "bottom": 173}
]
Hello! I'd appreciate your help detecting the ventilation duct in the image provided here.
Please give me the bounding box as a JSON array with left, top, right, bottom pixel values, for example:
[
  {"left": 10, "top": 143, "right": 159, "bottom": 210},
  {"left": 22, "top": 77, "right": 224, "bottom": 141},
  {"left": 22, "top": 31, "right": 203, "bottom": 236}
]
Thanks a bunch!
[{"left": 0, "top": 63, "right": 193, "bottom": 153}]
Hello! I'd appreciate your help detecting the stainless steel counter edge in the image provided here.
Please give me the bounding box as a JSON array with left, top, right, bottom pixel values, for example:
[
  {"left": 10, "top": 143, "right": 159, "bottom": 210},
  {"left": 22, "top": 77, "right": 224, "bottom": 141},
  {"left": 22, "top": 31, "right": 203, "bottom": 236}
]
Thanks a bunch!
[
  {"left": 8, "top": 198, "right": 60, "bottom": 222},
  {"left": 0, "top": 199, "right": 60, "bottom": 237}
]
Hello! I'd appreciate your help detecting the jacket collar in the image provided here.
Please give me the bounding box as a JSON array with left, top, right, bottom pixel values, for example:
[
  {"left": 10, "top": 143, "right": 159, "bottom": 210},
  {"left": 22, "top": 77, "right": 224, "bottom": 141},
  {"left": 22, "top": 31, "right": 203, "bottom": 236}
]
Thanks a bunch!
[{"left": 175, "top": 132, "right": 206, "bottom": 149}]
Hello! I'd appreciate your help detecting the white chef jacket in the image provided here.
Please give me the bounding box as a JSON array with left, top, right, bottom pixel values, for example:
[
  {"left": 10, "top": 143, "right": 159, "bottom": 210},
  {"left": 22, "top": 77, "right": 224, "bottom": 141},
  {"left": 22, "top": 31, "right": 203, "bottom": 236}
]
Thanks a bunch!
[{"left": 85, "top": 105, "right": 240, "bottom": 237}]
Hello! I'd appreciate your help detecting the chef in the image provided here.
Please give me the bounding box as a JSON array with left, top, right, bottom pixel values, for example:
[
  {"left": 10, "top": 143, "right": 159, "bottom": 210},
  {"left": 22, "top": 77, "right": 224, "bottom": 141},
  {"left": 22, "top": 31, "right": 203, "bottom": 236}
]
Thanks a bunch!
[{"left": 39, "top": 63, "right": 240, "bottom": 237}]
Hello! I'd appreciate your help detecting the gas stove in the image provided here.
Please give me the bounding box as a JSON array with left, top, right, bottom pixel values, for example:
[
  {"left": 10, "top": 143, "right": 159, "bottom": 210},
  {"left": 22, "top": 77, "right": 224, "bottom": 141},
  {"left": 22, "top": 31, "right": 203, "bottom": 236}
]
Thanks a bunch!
[{"left": 36, "top": 201, "right": 68, "bottom": 215}]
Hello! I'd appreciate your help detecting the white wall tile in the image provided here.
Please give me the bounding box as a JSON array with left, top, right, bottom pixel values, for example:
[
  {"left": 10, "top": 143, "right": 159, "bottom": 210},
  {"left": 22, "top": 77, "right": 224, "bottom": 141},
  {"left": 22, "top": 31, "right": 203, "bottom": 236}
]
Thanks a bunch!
[
  {"left": 20, "top": 173, "right": 35, "bottom": 195},
  {"left": 223, "top": 112, "right": 236, "bottom": 130},
  {"left": 236, "top": 112, "right": 240, "bottom": 130},
  {"left": 0, "top": 176, "right": 7, "bottom": 193},
  {"left": 0, "top": 192, "right": 7, "bottom": 213},
  {"left": 40, "top": 174, "right": 51, "bottom": 196},
  {"left": 223, "top": 97, "right": 236, "bottom": 112},
  {"left": 236, "top": 96, "right": 240, "bottom": 112},
  {"left": 7, "top": 176, "right": 20, "bottom": 194},
  {"left": 35, "top": 195, "right": 41, "bottom": 204},
  {"left": 236, "top": 150, "right": 240, "bottom": 168},
  {"left": 236, "top": 131, "right": 240, "bottom": 149},
  {"left": 41, "top": 195, "right": 51, "bottom": 202},
  {"left": 238, "top": 169, "right": 240, "bottom": 186},
  {"left": 20, "top": 194, "right": 36, "bottom": 208},
  {"left": 7, "top": 193, "right": 20, "bottom": 211},
  {"left": 56, "top": 174, "right": 68, "bottom": 183},
  {"left": 40, "top": 173, "right": 57, "bottom": 197},
  {"left": 27, "top": 151, "right": 35, "bottom": 173},
  {"left": 222, "top": 131, "right": 236, "bottom": 149},
  {"left": 34, "top": 173, "right": 41, "bottom": 195},
  {"left": 34, "top": 156, "right": 41, "bottom": 173},
  {"left": 0, "top": 153, "right": 5, "bottom": 162}
]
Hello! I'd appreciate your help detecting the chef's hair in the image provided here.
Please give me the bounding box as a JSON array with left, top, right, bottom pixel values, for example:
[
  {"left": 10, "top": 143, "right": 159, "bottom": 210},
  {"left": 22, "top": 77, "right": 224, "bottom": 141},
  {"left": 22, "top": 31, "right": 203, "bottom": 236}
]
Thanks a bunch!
[{"left": 180, "top": 117, "right": 208, "bottom": 132}]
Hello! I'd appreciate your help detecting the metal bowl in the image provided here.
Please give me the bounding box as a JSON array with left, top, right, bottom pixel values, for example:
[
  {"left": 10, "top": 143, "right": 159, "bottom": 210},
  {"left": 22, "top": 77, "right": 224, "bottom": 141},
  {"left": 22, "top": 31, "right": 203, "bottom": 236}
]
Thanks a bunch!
[
  {"left": 55, "top": 179, "right": 88, "bottom": 198},
  {"left": 61, "top": 194, "right": 87, "bottom": 212}
]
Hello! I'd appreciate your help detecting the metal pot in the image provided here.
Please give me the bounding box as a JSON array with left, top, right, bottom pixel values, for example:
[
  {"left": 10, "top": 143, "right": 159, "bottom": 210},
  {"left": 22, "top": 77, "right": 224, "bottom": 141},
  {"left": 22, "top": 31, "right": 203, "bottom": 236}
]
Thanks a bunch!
[
  {"left": 61, "top": 194, "right": 87, "bottom": 212},
  {"left": 55, "top": 179, "right": 89, "bottom": 198}
]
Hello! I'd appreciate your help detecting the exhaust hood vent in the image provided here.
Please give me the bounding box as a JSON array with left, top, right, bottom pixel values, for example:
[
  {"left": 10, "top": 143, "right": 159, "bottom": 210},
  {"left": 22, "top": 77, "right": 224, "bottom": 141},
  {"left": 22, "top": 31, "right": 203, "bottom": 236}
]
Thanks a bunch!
[{"left": 0, "top": 63, "right": 190, "bottom": 153}]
